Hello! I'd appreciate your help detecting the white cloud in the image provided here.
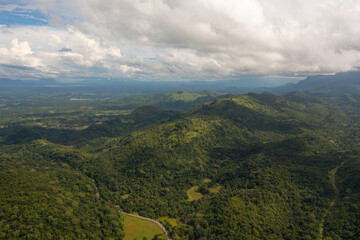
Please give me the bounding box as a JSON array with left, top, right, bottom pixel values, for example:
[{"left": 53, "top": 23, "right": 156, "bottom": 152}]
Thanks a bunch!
[
  {"left": 0, "top": 38, "right": 43, "bottom": 70},
  {"left": 0, "top": 26, "right": 141, "bottom": 80},
  {"left": 4, "top": 0, "right": 360, "bottom": 80},
  {"left": 9, "top": 38, "right": 33, "bottom": 55}
]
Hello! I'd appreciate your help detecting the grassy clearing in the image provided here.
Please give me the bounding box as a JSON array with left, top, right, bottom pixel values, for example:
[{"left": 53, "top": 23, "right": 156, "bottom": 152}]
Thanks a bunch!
[
  {"left": 187, "top": 186, "right": 203, "bottom": 201},
  {"left": 203, "top": 178, "right": 212, "bottom": 183},
  {"left": 123, "top": 215, "right": 164, "bottom": 240},
  {"left": 121, "top": 194, "right": 130, "bottom": 199},
  {"left": 158, "top": 217, "right": 179, "bottom": 227},
  {"left": 209, "top": 184, "right": 223, "bottom": 194}
]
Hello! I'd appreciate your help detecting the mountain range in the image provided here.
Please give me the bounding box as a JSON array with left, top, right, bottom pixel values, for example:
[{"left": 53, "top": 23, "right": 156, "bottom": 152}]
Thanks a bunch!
[
  {"left": 1, "top": 71, "right": 359, "bottom": 96},
  {"left": 271, "top": 71, "right": 360, "bottom": 96}
]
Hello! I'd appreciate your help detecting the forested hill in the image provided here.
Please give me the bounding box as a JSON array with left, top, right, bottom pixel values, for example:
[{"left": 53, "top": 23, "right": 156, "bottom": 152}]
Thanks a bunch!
[
  {"left": 2, "top": 105, "right": 182, "bottom": 145},
  {"left": 1, "top": 92, "right": 360, "bottom": 239}
]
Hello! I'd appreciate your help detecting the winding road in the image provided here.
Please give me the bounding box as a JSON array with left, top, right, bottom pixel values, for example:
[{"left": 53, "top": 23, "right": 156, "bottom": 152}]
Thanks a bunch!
[{"left": 93, "top": 180, "right": 171, "bottom": 240}]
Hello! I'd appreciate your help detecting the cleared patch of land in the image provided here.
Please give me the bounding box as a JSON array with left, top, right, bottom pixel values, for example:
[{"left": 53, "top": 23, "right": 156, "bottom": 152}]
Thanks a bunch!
[
  {"left": 208, "top": 184, "right": 223, "bottom": 194},
  {"left": 187, "top": 186, "right": 203, "bottom": 201},
  {"left": 203, "top": 178, "right": 212, "bottom": 183},
  {"left": 123, "top": 214, "right": 164, "bottom": 240},
  {"left": 121, "top": 194, "right": 130, "bottom": 199},
  {"left": 158, "top": 217, "right": 179, "bottom": 227}
]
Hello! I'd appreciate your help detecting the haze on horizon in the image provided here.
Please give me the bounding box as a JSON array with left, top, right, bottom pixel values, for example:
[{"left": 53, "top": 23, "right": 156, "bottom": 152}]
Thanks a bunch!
[{"left": 0, "top": 0, "right": 360, "bottom": 84}]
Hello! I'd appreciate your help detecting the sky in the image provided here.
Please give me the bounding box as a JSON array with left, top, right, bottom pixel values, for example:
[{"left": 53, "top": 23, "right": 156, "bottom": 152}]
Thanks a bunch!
[{"left": 0, "top": 0, "right": 360, "bottom": 82}]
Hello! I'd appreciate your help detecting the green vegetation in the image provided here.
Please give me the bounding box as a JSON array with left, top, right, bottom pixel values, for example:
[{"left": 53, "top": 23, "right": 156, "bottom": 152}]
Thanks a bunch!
[
  {"left": 187, "top": 186, "right": 203, "bottom": 201},
  {"left": 0, "top": 163, "right": 124, "bottom": 239},
  {"left": 0, "top": 90, "right": 219, "bottom": 130},
  {"left": 1, "top": 91, "right": 360, "bottom": 239},
  {"left": 158, "top": 217, "right": 179, "bottom": 227},
  {"left": 323, "top": 156, "right": 360, "bottom": 239},
  {"left": 208, "top": 184, "right": 222, "bottom": 194}
]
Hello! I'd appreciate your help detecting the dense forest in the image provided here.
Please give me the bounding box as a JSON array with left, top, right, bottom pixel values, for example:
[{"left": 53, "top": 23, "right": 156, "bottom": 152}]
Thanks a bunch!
[{"left": 1, "top": 91, "right": 360, "bottom": 239}]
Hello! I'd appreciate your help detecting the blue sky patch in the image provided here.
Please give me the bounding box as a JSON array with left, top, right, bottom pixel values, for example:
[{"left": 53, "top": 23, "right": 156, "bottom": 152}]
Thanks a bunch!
[
  {"left": 0, "top": 8, "right": 47, "bottom": 27},
  {"left": 0, "top": 0, "right": 30, "bottom": 6}
]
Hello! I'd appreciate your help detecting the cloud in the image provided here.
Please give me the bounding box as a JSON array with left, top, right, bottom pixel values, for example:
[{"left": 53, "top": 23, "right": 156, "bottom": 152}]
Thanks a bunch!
[
  {"left": 3, "top": 0, "right": 360, "bottom": 80},
  {"left": 0, "top": 26, "right": 141, "bottom": 80},
  {"left": 58, "top": 47, "right": 72, "bottom": 52},
  {"left": 0, "top": 38, "right": 41, "bottom": 68},
  {"left": 1, "top": 63, "right": 35, "bottom": 70}
]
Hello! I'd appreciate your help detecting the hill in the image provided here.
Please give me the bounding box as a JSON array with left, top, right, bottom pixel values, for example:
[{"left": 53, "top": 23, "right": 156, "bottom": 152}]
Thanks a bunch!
[
  {"left": 1, "top": 105, "right": 182, "bottom": 145},
  {"left": 1, "top": 92, "right": 360, "bottom": 239},
  {"left": 0, "top": 141, "right": 124, "bottom": 239}
]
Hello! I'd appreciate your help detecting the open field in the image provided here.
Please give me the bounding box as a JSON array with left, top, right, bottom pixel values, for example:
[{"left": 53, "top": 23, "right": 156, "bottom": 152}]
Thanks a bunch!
[{"left": 123, "top": 214, "right": 164, "bottom": 240}]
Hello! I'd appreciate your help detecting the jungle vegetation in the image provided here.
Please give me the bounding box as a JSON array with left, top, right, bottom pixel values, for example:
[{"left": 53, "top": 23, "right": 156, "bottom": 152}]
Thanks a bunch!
[{"left": 1, "top": 90, "right": 360, "bottom": 239}]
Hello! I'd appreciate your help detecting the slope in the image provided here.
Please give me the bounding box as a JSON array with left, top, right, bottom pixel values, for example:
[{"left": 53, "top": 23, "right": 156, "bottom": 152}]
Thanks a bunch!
[{"left": 0, "top": 141, "right": 124, "bottom": 239}]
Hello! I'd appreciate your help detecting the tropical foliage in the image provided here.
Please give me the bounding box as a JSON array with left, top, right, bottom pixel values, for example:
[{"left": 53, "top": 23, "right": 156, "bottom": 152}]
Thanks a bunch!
[{"left": 1, "top": 92, "right": 360, "bottom": 239}]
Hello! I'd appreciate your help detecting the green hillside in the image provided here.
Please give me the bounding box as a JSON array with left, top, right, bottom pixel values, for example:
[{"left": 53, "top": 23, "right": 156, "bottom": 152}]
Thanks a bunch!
[
  {"left": 1, "top": 92, "right": 360, "bottom": 239},
  {"left": 0, "top": 143, "right": 124, "bottom": 239}
]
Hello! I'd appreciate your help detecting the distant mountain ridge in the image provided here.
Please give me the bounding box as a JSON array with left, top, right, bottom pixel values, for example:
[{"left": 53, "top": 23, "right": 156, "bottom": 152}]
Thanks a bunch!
[
  {"left": 0, "top": 78, "right": 59, "bottom": 89},
  {"left": 271, "top": 71, "right": 360, "bottom": 96},
  {"left": 0, "top": 78, "right": 28, "bottom": 89},
  {"left": 0, "top": 77, "right": 287, "bottom": 94},
  {"left": 2, "top": 71, "right": 360, "bottom": 97}
]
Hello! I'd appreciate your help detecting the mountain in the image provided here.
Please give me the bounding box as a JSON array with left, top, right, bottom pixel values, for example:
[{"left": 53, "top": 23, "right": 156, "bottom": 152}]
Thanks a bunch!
[
  {"left": 271, "top": 71, "right": 360, "bottom": 96},
  {"left": 0, "top": 78, "right": 60, "bottom": 90},
  {"left": 0, "top": 78, "right": 28, "bottom": 89},
  {"left": 2, "top": 92, "right": 360, "bottom": 239}
]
